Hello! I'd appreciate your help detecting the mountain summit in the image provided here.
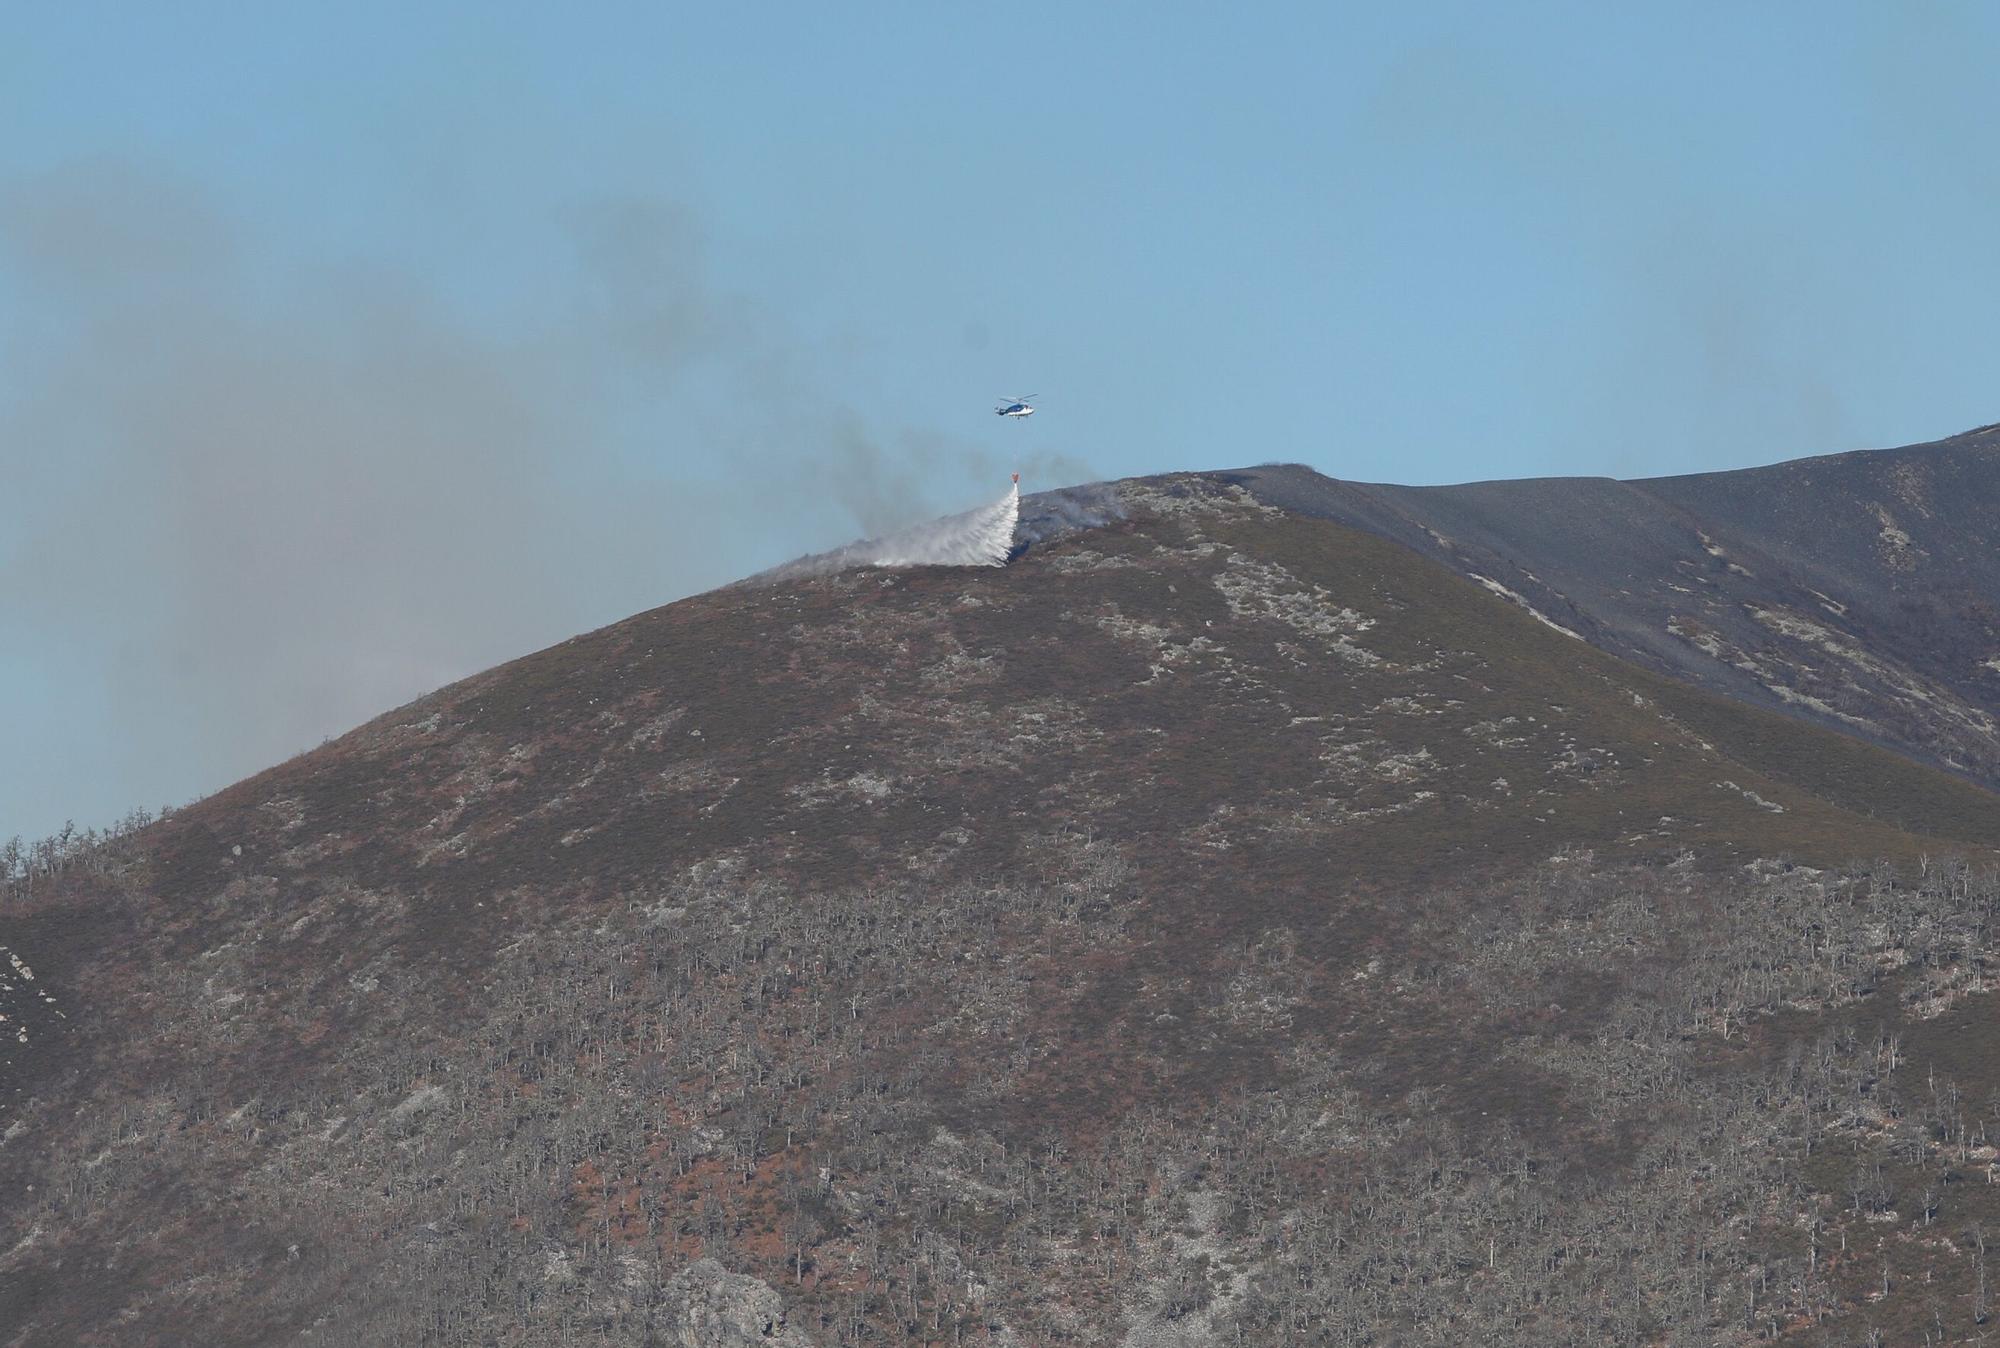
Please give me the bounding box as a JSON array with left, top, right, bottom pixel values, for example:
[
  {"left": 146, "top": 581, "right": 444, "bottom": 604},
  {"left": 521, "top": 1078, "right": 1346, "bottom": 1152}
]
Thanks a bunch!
[
  {"left": 6, "top": 447, "right": 2000, "bottom": 1345},
  {"left": 1232, "top": 421, "right": 2000, "bottom": 790}
]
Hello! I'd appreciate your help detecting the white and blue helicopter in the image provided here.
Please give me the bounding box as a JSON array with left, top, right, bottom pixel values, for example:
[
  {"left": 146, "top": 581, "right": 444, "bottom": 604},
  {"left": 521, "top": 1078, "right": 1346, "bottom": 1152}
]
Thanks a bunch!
[{"left": 994, "top": 394, "right": 1037, "bottom": 420}]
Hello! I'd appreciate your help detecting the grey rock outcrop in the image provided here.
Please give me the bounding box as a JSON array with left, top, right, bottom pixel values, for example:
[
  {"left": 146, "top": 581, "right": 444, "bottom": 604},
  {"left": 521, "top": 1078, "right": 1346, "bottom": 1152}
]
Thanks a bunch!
[{"left": 658, "top": 1259, "right": 815, "bottom": 1347}]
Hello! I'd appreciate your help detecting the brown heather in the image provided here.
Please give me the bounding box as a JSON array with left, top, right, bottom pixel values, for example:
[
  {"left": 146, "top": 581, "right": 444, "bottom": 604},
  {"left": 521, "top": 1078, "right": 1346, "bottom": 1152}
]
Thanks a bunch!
[{"left": 5, "top": 474, "right": 2000, "bottom": 1345}]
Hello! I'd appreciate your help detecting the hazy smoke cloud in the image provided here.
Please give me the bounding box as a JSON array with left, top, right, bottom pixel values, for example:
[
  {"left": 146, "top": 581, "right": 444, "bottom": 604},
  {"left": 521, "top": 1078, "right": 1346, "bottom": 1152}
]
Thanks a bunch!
[
  {"left": 1015, "top": 482, "right": 1127, "bottom": 547},
  {"left": 0, "top": 159, "right": 1101, "bottom": 835}
]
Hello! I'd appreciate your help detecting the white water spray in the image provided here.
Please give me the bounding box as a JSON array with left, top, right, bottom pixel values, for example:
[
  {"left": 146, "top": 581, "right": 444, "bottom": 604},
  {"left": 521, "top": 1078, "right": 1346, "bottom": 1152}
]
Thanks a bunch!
[
  {"left": 867, "top": 482, "right": 1020, "bottom": 568},
  {"left": 743, "top": 482, "right": 1022, "bottom": 585}
]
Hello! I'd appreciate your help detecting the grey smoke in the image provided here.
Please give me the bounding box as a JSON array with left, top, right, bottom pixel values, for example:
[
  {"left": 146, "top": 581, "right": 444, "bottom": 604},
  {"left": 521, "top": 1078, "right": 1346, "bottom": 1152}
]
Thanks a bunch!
[
  {"left": 1015, "top": 482, "right": 1127, "bottom": 547},
  {"left": 0, "top": 159, "right": 1103, "bottom": 836}
]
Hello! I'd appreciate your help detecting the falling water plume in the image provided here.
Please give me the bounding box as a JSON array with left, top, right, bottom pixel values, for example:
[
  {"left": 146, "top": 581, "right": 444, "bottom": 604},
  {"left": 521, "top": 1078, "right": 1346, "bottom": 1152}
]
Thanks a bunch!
[{"left": 740, "top": 482, "right": 1022, "bottom": 586}]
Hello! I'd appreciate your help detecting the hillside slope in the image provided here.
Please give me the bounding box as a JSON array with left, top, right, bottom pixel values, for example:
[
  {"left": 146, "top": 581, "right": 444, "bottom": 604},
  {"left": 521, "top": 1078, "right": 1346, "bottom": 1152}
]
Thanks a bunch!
[
  {"left": 5, "top": 475, "right": 2000, "bottom": 1345},
  {"left": 1228, "top": 422, "right": 2000, "bottom": 790}
]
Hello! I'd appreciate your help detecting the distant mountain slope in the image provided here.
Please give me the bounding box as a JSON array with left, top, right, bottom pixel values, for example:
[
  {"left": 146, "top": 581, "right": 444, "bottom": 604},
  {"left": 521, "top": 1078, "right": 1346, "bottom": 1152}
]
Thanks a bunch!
[
  {"left": 7, "top": 474, "right": 2000, "bottom": 1344},
  {"left": 1227, "top": 422, "right": 2000, "bottom": 789}
]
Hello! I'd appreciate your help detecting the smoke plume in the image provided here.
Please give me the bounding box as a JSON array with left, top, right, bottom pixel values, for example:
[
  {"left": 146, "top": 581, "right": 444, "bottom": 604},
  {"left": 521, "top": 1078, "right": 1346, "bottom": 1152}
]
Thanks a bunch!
[
  {"left": 0, "top": 160, "right": 1104, "bottom": 837},
  {"left": 1015, "top": 482, "right": 1127, "bottom": 547}
]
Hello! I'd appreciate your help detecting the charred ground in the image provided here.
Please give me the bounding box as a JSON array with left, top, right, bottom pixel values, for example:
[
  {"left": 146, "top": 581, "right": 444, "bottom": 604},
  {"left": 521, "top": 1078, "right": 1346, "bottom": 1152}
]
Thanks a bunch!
[{"left": 1230, "top": 423, "right": 2000, "bottom": 792}]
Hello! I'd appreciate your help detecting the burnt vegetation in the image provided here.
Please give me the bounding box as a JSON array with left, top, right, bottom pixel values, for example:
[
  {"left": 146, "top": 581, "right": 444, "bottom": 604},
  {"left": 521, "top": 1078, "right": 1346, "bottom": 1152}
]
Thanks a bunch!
[
  {"left": 7, "top": 474, "right": 2000, "bottom": 1345},
  {"left": 1228, "top": 424, "right": 2000, "bottom": 794}
]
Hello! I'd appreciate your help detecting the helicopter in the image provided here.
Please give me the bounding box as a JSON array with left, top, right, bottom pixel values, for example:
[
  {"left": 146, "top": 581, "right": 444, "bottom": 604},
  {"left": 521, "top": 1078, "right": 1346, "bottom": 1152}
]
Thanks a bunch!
[{"left": 994, "top": 394, "right": 1037, "bottom": 419}]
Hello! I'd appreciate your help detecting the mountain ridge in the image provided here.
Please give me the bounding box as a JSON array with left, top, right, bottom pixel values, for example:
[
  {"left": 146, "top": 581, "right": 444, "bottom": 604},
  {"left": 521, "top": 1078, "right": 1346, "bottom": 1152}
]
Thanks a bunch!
[
  {"left": 7, "top": 455, "right": 2000, "bottom": 1344},
  {"left": 1224, "top": 421, "right": 2000, "bottom": 791}
]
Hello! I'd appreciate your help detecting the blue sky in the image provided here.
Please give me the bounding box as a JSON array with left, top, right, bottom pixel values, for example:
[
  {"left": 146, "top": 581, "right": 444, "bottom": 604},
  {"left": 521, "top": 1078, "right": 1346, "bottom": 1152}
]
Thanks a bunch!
[{"left": 4, "top": 1, "right": 1998, "bottom": 838}]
